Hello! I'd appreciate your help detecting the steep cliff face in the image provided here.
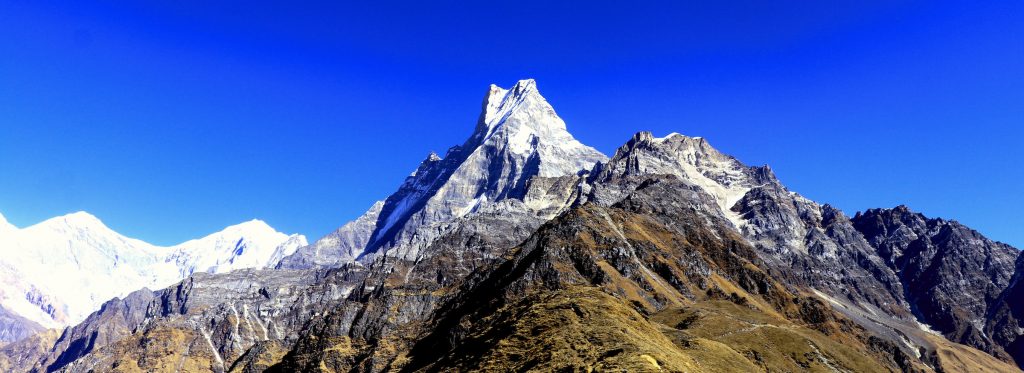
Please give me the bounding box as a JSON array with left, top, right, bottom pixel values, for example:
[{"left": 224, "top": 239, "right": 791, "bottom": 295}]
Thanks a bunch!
[
  {"left": 988, "top": 255, "right": 1024, "bottom": 367},
  {"left": 853, "top": 206, "right": 1020, "bottom": 360},
  {"left": 30, "top": 266, "right": 366, "bottom": 373},
  {"left": 584, "top": 131, "right": 773, "bottom": 225},
  {"left": 276, "top": 202, "right": 384, "bottom": 270},
  {"left": 278, "top": 79, "right": 606, "bottom": 269}
]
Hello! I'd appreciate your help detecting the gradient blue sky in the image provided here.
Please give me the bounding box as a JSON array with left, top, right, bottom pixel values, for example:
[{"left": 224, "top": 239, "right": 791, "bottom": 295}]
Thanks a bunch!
[{"left": 1, "top": 1, "right": 1021, "bottom": 247}]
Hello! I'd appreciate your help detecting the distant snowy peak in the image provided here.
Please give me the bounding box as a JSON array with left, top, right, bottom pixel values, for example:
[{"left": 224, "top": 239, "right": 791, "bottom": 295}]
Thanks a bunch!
[
  {"left": 33, "top": 211, "right": 126, "bottom": 238},
  {"left": 266, "top": 234, "right": 309, "bottom": 268},
  {"left": 0, "top": 212, "right": 14, "bottom": 231},
  {"left": 175, "top": 219, "right": 289, "bottom": 257},
  {"left": 52, "top": 210, "right": 104, "bottom": 225},
  {"left": 13, "top": 211, "right": 160, "bottom": 265},
  {"left": 163, "top": 219, "right": 307, "bottom": 279},
  {"left": 0, "top": 211, "right": 303, "bottom": 331}
]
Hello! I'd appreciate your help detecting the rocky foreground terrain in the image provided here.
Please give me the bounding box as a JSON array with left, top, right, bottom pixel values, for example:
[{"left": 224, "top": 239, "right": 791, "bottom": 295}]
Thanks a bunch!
[{"left": 1, "top": 79, "right": 1021, "bottom": 372}]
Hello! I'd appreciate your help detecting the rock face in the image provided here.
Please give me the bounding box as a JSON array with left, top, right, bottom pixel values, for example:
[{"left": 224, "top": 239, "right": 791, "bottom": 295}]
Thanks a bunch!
[
  {"left": 3, "top": 80, "right": 1023, "bottom": 372},
  {"left": 276, "top": 202, "right": 384, "bottom": 270},
  {"left": 31, "top": 267, "right": 361, "bottom": 373},
  {"left": 584, "top": 131, "right": 772, "bottom": 227},
  {"left": 988, "top": 255, "right": 1024, "bottom": 366},
  {"left": 0, "top": 306, "right": 43, "bottom": 344},
  {"left": 588, "top": 131, "right": 910, "bottom": 321},
  {"left": 852, "top": 206, "right": 1021, "bottom": 360},
  {"left": 273, "top": 175, "right": 935, "bottom": 372},
  {"left": 278, "top": 79, "right": 606, "bottom": 268},
  {"left": 0, "top": 212, "right": 307, "bottom": 339}
]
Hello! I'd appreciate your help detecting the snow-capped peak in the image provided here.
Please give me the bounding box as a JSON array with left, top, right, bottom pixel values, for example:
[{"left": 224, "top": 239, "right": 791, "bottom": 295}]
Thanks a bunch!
[
  {"left": 157, "top": 218, "right": 305, "bottom": 281},
  {"left": 47, "top": 211, "right": 107, "bottom": 230},
  {"left": 478, "top": 79, "right": 540, "bottom": 126},
  {"left": 0, "top": 212, "right": 13, "bottom": 231},
  {"left": 482, "top": 83, "right": 511, "bottom": 125},
  {"left": 279, "top": 79, "right": 608, "bottom": 266},
  {"left": 410, "top": 152, "right": 443, "bottom": 177},
  {"left": 469, "top": 78, "right": 584, "bottom": 162},
  {"left": 364, "top": 80, "right": 606, "bottom": 255},
  {"left": 594, "top": 131, "right": 778, "bottom": 229},
  {"left": 212, "top": 218, "right": 280, "bottom": 239},
  {"left": 0, "top": 210, "right": 304, "bottom": 330}
]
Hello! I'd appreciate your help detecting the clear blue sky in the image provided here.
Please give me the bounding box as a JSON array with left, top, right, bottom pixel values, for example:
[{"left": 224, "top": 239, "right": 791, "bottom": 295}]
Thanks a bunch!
[{"left": 1, "top": 1, "right": 1021, "bottom": 247}]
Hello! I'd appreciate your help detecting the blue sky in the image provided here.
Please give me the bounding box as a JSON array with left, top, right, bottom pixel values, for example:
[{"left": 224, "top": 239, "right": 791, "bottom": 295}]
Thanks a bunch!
[{"left": 0, "top": 1, "right": 1021, "bottom": 247}]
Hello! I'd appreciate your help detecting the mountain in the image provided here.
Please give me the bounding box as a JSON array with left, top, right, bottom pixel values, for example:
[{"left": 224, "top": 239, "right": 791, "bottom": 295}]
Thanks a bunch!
[
  {"left": 2, "top": 80, "right": 1022, "bottom": 372},
  {"left": 852, "top": 206, "right": 1020, "bottom": 359},
  {"left": 0, "top": 305, "right": 43, "bottom": 344},
  {"left": 989, "top": 255, "right": 1024, "bottom": 366},
  {"left": 0, "top": 212, "right": 14, "bottom": 231},
  {"left": 277, "top": 79, "right": 606, "bottom": 269},
  {"left": 0, "top": 211, "right": 307, "bottom": 341}
]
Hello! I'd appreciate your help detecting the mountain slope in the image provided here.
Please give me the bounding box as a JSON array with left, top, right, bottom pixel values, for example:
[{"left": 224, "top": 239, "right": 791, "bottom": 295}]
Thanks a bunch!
[
  {"left": 0, "top": 212, "right": 306, "bottom": 338},
  {"left": 276, "top": 177, "right": 937, "bottom": 372},
  {"left": 0, "top": 306, "right": 43, "bottom": 344}
]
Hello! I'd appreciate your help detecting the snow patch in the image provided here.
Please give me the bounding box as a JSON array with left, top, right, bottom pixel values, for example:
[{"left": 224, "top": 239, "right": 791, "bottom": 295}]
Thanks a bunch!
[{"left": 916, "top": 320, "right": 943, "bottom": 336}]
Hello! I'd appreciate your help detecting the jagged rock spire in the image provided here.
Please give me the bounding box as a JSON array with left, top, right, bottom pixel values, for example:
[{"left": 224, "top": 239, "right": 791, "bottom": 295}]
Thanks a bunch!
[
  {"left": 278, "top": 79, "right": 607, "bottom": 267},
  {"left": 364, "top": 79, "right": 606, "bottom": 258},
  {"left": 587, "top": 131, "right": 776, "bottom": 228}
]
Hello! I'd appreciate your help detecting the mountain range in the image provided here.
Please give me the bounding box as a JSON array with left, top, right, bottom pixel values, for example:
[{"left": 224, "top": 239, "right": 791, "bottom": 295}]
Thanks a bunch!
[
  {"left": 0, "top": 211, "right": 306, "bottom": 342},
  {"left": 1, "top": 79, "right": 1021, "bottom": 372}
]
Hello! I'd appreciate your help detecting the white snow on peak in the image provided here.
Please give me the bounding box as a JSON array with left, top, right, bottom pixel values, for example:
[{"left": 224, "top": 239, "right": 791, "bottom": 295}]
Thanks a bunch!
[
  {"left": 471, "top": 79, "right": 604, "bottom": 176},
  {"left": 36, "top": 211, "right": 111, "bottom": 233},
  {"left": 473, "top": 79, "right": 581, "bottom": 161},
  {"left": 0, "top": 211, "right": 304, "bottom": 329},
  {"left": 61, "top": 210, "right": 102, "bottom": 223},
  {"left": 363, "top": 79, "right": 607, "bottom": 258},
  {"left": 0, "top": 212, "right": 13, "bottom": 231},
  {"left": 608, "top": 132, "right": 763, "bottom": 229},
  {"left": 655, "top": 132, "right": 685, "bottom": 142},
  {"left": 482, "top": 83, "right": 511, "bottom": 126},
  {"left": 279, "top": 79, "right": 607, "bottom": 266},
  {"left": 158, "top": 218, "right": 305, "bottom": 280}
]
